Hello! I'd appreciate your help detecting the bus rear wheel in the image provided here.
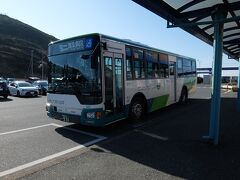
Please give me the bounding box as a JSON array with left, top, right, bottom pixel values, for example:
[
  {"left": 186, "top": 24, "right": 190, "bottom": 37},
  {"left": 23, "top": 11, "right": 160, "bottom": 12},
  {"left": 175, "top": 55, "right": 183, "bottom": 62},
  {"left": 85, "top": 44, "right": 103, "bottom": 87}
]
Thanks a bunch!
[
  {"left": 129, "top": 97, "right": 146, "bottom": 121},
  {"left": 179, "top": 87, "right": 188, "bottom": 104}
]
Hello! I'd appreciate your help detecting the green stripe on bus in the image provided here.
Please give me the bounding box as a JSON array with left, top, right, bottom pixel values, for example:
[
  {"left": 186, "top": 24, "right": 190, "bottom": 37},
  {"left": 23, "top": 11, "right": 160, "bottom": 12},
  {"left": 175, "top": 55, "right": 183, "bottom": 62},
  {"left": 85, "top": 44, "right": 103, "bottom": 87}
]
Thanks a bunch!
[
  {"left": 150, "top": 94, "right": 169, "bottom": 112},
  {"left": 184, "top": 78, "right": 196, "bottom": 91}
]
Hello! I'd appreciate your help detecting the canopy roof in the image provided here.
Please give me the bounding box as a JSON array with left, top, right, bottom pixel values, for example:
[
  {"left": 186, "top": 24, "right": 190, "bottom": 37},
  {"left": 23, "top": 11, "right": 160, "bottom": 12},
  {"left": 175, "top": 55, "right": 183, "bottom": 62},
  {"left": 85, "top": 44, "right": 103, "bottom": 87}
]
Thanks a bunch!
[{"left": 133, "top": 0, "right": 240, "bottom": 60}]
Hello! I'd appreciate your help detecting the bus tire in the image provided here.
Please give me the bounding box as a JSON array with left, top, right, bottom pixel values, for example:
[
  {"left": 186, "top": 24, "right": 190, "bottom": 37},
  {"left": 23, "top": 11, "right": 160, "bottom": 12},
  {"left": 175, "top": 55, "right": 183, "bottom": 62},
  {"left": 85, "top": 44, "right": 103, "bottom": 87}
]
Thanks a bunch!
[
  {"left": 129, "top": 97, "right": 146, "bottom": 121},
  {"left": 179, "top": 87, "right": 188, "bottom": 104}
]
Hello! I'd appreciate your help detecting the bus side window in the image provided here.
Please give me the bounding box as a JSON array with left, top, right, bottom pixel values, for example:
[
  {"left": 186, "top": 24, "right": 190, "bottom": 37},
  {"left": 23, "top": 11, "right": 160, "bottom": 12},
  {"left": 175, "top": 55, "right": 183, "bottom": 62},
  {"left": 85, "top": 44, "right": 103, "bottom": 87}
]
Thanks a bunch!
[
  {"left": 126, "top": 46, "right": 134, "bottom": 80},
  {"left": 183, "top": 59, "right": 191, "bottom": 76},
  {"left": 191, "top": 61, "right": 196, "bottom": 76},
  {"left": 126, "top": 59, "right": 134, "bottom": 80},
  {"left": 146, "top": 62, "right": 154, "bottom": 79},
  {"left": 153, "top": 63, "right": 159, "bottom": 78},
  {"left": 159, "top": 53, "right": 169, "bottom": 78},
  {"left": 177, "top": 58, "right": 183, "bottom": 77},
  {"left": 132, "top": 48, "right": 144, "bottom": 79},
  {"left": 134, "top": 60, "right": 145, "bottom": 79},
  {"left": 169, "top": 63, "right": 175, "bottom": 76}
]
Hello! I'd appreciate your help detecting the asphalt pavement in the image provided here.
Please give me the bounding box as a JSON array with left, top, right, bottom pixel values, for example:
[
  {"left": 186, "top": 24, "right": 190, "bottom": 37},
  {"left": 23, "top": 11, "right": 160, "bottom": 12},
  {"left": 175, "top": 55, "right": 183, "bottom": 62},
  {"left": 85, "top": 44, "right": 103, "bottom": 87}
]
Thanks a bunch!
[{"left": 0, "top": 85, "right": 240, "bottom": 179}]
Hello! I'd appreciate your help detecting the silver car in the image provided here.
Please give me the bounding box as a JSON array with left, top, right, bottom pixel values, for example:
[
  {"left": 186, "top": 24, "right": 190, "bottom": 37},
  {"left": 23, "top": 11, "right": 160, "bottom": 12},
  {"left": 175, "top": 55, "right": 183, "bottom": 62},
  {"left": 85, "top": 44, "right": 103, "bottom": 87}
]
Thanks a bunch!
[
  {"left": 8, "top": 81, "right": 38, "bottom": 97},
  {"left": 32, "top": 80, "right": 48, "bottom": 95}
]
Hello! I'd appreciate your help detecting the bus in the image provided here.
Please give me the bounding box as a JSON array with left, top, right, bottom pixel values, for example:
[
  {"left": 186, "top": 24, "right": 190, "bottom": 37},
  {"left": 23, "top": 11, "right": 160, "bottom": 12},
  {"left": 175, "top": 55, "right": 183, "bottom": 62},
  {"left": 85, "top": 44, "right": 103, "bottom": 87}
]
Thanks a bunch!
[{"left": 46, "top": 33, "right": 197, "bottom": 126}]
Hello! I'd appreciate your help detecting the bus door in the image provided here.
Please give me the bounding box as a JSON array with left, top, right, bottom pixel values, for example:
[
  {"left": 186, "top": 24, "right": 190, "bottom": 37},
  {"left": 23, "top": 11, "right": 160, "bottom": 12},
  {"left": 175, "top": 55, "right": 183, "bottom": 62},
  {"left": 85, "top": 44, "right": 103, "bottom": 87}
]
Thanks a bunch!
[
  {"left": 103, "top": 52, "right": 124, "bottom": 117},
  {"left": 169, "top": 61, "right": 177, "bottom": 103}
]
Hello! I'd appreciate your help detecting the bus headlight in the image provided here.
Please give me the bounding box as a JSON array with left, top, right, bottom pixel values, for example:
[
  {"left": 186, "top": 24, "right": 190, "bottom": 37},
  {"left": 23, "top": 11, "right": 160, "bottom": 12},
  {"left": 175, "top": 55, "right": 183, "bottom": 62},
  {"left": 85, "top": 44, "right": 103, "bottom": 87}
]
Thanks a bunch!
[
  {"left": 86, "top": 112, "right": 95, "bottom": 119},
  {"left": 46, "top": 103, "right": 51, "bottom": 111}
]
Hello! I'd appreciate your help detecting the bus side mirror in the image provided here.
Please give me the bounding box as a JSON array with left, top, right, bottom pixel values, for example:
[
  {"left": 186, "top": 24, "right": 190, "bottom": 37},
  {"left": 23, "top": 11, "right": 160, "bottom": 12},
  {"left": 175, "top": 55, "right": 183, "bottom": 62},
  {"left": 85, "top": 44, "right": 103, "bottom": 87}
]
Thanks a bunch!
[
  {"left": 102, "top": 42, "right": 107, "bottom": 50},
  {"left": 91, "top": 55, "right": 98, "bottom": 69}
]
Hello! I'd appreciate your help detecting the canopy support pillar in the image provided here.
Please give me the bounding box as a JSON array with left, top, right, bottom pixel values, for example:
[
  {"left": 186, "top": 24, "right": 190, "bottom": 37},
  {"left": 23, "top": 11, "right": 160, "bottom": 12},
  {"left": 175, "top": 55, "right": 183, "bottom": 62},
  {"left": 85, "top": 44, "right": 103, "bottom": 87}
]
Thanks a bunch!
[
  {"left": 204, "top": 6, "right": 227, "bottom": 145},
  {"left": 238, "top": 58, "right": 240, "bottom": 111}
]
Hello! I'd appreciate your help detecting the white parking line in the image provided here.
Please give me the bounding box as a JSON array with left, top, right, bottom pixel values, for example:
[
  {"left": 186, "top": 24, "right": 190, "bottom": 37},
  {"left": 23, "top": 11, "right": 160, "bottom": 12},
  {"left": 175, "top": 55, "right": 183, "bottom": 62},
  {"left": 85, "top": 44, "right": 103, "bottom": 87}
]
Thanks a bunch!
[
  {"left": 0, "top": 124, "right": 53, "bottom": 136},
  {"left": 223, "top": 89, "right": 232, "bottom": 94},
  {"left": 134, "top": 129, "right": 168, "bottom": 141},
  {"left": 0, "top": 123, "right": 107, "bottom": 177}
]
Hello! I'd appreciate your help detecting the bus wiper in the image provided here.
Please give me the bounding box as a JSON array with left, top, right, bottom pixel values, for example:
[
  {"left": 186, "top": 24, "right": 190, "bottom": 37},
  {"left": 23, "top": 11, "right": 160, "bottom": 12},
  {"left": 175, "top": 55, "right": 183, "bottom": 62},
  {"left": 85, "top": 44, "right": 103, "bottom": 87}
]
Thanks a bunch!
[
  {"left": 81, "top": 54, "right": 90, "bottom": 59},
  {"left": 81, "top": 92, "right": 91, "bottom": 96}
]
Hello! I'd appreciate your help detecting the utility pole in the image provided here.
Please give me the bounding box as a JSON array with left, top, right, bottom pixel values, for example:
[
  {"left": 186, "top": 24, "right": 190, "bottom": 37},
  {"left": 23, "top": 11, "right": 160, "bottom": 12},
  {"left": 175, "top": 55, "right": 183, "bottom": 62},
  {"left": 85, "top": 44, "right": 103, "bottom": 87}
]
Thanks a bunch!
[
  {"left": 41, "top": 55, "right": 44, "bottom": 80},
  {"left": 31, "top": 50, "right": 34, "bottom": 77}
]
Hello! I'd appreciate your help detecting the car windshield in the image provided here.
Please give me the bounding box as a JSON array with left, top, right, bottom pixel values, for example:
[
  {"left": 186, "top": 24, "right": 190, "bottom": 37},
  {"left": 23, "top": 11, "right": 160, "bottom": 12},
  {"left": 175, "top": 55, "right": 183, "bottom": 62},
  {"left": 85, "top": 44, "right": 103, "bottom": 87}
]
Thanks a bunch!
[
  {"left": 48, "top": 50, "right": 102, "bottom": 104},
  {"left": 18, "top": 83, "right": 32, "bottom": 87},
  {"left": 38, "top": 82, "right": 48, "bottom": 86}
]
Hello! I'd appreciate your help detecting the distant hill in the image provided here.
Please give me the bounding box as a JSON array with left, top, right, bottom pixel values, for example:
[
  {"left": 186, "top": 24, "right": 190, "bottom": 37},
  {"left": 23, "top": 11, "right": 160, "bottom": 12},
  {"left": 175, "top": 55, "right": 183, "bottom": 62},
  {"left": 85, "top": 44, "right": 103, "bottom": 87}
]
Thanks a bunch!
[{"left": 0, "top": 14, "right": 58, "bottom": 78}]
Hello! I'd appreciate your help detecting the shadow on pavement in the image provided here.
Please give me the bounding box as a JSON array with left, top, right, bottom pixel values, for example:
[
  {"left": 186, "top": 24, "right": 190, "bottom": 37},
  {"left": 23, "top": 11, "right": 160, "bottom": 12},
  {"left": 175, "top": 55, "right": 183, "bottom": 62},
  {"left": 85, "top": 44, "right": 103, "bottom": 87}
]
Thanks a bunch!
[
  {"left": 56, "top": 98, "right": 240, "bottom": 179},
  {"left": 0, "top": 97, "right": 13, "bottom": 102}
]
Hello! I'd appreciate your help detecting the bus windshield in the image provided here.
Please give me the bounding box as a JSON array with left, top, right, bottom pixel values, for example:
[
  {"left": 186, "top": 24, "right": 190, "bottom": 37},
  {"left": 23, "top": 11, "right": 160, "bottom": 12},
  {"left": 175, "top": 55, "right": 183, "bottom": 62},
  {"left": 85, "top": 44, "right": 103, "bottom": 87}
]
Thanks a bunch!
[{"left": 48, "top": 50, "right": 102, "bottom": 104}]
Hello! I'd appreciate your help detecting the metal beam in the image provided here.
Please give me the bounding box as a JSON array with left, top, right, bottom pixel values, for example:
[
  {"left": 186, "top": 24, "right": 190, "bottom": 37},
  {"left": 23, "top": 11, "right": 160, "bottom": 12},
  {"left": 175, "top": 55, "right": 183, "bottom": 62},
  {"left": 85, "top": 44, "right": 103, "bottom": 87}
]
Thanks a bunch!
[
  {"left": 167, "top": 16, "right": 240, "bottom": 28},
  {"left": 224, "top": 39, "right": 240, "bottom": 45},
  {"left": 232, "top": 49, "right": 240, "bottom": 53},
  {"left": 177, "top": 0, "right": 205, "bottom": 12},
  {"left": 223, "top": 33, "right": 240, "bottom": 39},
  {"left": 133, "top": 0, "right": 214, "bottom": 51},
  {"left": 227, "top": 45, "right": 239, "bottom": 50},
  {"left": 180, "top": 6, "right": 213, "bottom": 19},
  {"left": 223, "top": 26, "right": 239, "bottom": 33},
  {"left": 225, "top": 44, "right": 238, "bottom": 49},
  {"left": 180, "top": 1, "right": 240, "bottom": 19},
  {"left": 223, "top": 0, "right": 240, "bottom": 28},
  {"left": 211, "top": 26, "right": 240, "bottom": 37},
  {"left": 202, "top": 24, "right": 213, "bottom": 31}
]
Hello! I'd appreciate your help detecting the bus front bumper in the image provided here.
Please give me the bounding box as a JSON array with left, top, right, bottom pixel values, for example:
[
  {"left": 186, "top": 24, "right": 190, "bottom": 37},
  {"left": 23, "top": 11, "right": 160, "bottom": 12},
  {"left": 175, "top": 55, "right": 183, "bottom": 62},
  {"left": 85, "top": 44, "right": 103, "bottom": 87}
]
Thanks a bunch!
[{"left": 46, "top": 104, "right": 104, "bottom": 126}]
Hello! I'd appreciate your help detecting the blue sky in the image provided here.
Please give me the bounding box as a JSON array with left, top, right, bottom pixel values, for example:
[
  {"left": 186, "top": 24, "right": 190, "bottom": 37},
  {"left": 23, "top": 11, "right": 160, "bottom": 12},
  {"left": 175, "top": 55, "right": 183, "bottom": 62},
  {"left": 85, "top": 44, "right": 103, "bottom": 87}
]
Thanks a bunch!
[{"left": 1, "top": 0, "right": 239, "bottom": 75}]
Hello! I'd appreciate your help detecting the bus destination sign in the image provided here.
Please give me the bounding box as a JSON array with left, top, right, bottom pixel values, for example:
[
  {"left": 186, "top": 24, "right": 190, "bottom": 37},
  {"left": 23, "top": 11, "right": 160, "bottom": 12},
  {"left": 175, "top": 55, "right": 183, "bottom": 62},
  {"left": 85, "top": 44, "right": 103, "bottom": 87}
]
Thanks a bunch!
[
  {"left": 49, "top": 38, "right": 94, "bottom": 55},
  {"left": 59, "top": 38, "right": 93, "bottom": 52}
]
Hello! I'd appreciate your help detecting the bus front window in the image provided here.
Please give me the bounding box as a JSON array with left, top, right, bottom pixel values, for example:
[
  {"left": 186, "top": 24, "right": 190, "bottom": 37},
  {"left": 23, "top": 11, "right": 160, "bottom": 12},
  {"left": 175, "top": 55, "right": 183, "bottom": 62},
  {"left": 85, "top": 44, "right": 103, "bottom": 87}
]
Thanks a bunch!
[{"left": 48, "top": 51, "right": 102, "bottom": 105}]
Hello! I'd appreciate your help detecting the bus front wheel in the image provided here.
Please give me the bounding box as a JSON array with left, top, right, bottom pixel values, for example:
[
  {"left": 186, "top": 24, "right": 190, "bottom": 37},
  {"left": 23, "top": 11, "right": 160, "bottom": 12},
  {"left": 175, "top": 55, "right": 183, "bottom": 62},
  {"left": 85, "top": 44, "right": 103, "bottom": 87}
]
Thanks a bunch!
[{"left": 129, "top": 97, "right": 146, "bottom": 121}]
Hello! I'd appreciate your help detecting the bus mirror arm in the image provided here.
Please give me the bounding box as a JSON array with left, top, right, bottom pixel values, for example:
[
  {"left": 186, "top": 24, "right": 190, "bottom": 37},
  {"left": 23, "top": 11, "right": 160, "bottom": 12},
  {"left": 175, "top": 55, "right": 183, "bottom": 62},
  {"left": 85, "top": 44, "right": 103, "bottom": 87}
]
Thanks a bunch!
[{"left": 91, "top": 55, "right": 98, "bottom": 69}]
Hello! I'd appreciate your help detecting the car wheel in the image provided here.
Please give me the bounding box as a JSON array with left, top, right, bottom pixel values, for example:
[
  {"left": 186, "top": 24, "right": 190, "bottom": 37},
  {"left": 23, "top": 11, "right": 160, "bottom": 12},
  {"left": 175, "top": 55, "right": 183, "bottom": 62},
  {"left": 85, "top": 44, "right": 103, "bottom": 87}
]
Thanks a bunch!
[
  {"left": 17, "top": 90, "right": 20, "bottom": 97},
  {"left": 129, "top": 97, "right": 146, "bottom": 122}
]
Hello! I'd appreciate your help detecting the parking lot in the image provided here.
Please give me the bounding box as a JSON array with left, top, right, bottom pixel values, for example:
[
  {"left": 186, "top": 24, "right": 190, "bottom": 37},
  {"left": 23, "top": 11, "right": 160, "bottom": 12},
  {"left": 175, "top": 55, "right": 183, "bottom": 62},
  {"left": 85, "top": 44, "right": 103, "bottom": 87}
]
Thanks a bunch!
[
  {"left": 0, "top": 85, "right": 240, "bottom": 179},
  {"left": 0, "top": 96, "right": 107, "bottom": 178}
]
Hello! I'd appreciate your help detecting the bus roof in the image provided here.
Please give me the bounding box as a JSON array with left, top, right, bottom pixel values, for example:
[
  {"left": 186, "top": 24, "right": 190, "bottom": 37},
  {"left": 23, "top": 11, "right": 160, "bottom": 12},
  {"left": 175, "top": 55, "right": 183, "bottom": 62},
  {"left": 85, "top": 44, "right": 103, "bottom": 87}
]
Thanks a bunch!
[{"left": 49, "top": 33, "right": 195, "bottom": 61}]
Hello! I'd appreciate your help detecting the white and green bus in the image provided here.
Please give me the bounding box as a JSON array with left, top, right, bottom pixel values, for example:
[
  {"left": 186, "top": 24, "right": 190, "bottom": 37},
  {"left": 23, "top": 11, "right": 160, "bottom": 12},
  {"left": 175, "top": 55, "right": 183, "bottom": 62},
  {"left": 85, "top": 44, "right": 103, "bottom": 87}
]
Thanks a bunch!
[{"left": 46, "top": 33, "right": 197, "bottom": 126}]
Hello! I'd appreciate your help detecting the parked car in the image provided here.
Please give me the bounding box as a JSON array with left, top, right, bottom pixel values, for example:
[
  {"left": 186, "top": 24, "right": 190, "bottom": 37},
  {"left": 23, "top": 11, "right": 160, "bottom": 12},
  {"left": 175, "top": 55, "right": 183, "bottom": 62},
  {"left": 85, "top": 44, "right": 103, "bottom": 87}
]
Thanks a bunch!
[
  {"left": 32, "top": 80, "right": 48, "bottom": 95},
  {"left": 0, "top": 80, "right": 10, "bottom": 99},
  {"left": 8, "top": 81, "right": 38, "bottom": 97},
  {"left": 6, "top": 78, "right": 15, "bottom": 85},
  {"left": 197, "top": 77, "right": 203, "bottom": 84},
  {"left": 27, "top": 77, "right": 40, "bottom": 84}
]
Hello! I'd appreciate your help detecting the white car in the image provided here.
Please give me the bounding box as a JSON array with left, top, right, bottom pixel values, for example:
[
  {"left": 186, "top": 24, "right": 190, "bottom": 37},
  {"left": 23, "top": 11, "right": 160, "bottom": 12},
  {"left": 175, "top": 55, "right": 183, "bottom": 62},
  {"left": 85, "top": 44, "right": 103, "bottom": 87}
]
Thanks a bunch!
[
  {"left": 8, "top": 81, "right": 38, "bottom": 97},
  {"left": 32, "top": 80, "right": 48, "bottom": 95}
]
